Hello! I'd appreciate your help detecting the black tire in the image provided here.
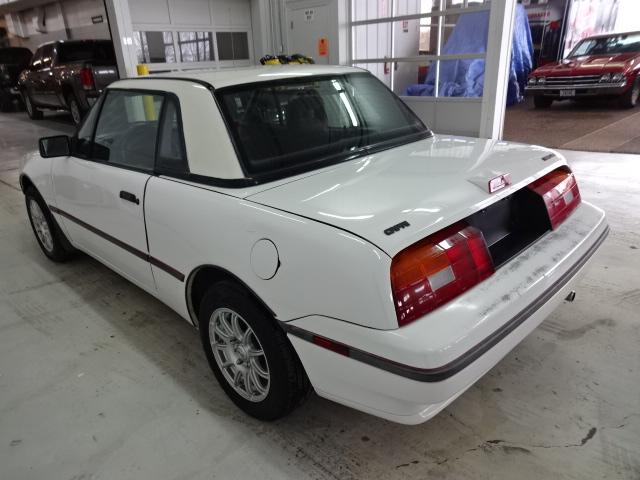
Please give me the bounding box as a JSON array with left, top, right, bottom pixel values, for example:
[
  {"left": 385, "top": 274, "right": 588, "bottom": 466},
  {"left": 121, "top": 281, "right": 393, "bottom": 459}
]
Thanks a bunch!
[
  {"left": 0, "top": 90, "right": 13, "bottom": 112},
  {"left": 533, "top": 95, "right": 553, "bottom": 109},
  {"left": 619, "top": 78, "right": 640, "bottom": 109},
  {"left": 23, "top": 91, "right": 43, "bottom": 120},
  {"left": 66, "top": 93, "right": 84, "bottom": 126},
  {"left": 25, "top": 186, "right": 75, "bottom": 262},
  {"left": 199, "top": 281, "right": 310, "bottom": 420}
]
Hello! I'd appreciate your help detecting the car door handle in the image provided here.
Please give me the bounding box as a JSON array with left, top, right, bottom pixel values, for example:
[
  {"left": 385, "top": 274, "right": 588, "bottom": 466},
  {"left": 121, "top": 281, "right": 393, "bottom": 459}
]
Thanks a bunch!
[{"left": 119, "top": 190, "right": 140, "bottom": 205}]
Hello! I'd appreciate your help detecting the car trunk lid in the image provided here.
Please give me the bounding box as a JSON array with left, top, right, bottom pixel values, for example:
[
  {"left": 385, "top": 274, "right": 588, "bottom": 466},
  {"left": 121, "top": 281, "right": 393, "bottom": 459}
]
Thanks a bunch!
[{"left": 246, "top": 136, "right": 564, "bottom": 257}]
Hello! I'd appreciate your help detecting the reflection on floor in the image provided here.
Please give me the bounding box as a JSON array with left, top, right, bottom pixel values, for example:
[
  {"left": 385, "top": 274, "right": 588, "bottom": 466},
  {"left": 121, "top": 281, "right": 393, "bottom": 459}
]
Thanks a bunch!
[{"left": 504, "top": 96, "right": 640, "bottom": 154}]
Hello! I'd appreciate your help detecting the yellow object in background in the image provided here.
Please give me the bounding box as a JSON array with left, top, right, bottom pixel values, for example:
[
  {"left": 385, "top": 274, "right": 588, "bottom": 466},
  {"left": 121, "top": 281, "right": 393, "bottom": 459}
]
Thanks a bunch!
[
  {"left": 136, "top": 64, "right": 156, "bottom": 120},
  {"left": 136, "top": 64, "right": 149, "bottom": 76}
]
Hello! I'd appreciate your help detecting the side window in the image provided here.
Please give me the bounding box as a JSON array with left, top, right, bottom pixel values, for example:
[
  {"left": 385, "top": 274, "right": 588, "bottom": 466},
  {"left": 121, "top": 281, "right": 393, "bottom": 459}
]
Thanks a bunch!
[
  {"left": 93, "top": 90, "right": 164, "bottom": 171},
  {"left": 156, "top": 97, "right": 188, "bottom": 173},
  {"left": 72, "top": 97, "right": 102, "bottom": 158}
]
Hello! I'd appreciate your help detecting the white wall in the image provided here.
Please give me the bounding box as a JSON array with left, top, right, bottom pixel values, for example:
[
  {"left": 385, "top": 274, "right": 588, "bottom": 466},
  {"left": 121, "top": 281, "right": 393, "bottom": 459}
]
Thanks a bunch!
[
  {"left": 248, "top": 0, "right": 348, "bottom": 64},
  {"left": 129, "top": 0, "right": 251, "bottom": 29},
  {"left": 5, "top": 0, "right": 110, "bottom": 51},
  {"left": 403, "top": 96, "right": 483, "bottom": 136}
]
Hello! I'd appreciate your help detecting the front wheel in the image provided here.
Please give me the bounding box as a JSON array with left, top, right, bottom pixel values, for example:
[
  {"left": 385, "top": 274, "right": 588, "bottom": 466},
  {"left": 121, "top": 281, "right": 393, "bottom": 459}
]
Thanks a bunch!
[
  {"left": 66, "top": 93, "right": 84, "bottom": 125},
  {"left": 0, "top": 90, "right": 13, "bottom": 112},
  {"left": 25, "top": 187, "right": 75, "bottom": 262},
  {"left": 533, "top": 95, "right": 553, "bottom": 109},
  {"left": 199, "top": 281, "right": 310, "bottom": 420},
  {"left": 619, "top": 78, "right": 640, "bottom": 109},
  {"left": 23, "top": 91, "right": 43, "bottom": 120}
]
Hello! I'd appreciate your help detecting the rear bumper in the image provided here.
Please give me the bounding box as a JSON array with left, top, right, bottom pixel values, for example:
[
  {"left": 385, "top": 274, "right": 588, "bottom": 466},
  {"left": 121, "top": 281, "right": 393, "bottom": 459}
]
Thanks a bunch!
[
  {"left": 284, "top": 202, "right": 608, "bottom": 424},
  {"left": 525, "top": 82, "right": 627, "bottom": 97}
]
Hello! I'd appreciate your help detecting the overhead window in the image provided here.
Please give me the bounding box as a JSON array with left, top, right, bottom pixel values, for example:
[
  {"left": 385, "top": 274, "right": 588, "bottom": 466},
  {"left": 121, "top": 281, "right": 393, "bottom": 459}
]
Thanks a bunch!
[
  {"left": 178, "top": 31, "right": 214, "bottom": 63},
  {"left": 134, "top": 31, "right": 176, "bottom": 64},
  {"left": 351, "top": 0, "right": 491, "bottom": 96},
  {"left": 93, "top": 90, "right": 164, "bottom": 172},
  {"left": 216, "top": 32, "right": 250, "bottom": 61}
]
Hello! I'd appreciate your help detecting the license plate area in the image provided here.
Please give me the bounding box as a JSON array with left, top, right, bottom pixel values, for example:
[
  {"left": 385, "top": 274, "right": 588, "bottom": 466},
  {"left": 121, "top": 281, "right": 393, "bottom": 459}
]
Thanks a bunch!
[
  {"left": 560, "top": 89, "right": 576, "bottom": 97},
  {"left": 466, "top": 189, "right": 551, "bottom": 268}
]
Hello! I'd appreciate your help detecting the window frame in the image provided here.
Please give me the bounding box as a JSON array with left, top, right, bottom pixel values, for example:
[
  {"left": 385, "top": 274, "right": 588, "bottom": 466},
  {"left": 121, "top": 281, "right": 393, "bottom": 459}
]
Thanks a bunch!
[
  {"left": 350, "top": 1, "right": 491, "bottom": 96},
  {"left": 130, "top": 26, "right": 252, "bottom": 71},
  {"left": 177, "top": 31, "right": 215, "bottom": 63},
  {"left": 69, "top": 88, "right": 189, "bottom": 177}
]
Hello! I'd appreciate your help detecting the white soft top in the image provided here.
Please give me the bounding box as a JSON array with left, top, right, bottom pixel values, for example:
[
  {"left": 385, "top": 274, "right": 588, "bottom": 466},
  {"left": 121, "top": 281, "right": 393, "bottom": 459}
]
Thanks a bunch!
[{"left": 139, "top": 64, "right": 364, "bottom": 89}]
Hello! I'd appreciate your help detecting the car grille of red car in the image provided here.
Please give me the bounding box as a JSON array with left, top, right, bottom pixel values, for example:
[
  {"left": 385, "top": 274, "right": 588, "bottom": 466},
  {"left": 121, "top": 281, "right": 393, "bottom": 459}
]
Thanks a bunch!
[{"left": 544, "top": 75, "right": 601, "bottom": 87}]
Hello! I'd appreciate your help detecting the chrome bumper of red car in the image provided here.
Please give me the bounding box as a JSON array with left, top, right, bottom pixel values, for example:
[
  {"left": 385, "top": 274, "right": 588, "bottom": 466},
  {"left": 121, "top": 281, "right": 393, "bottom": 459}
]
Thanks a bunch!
[{"left": 525, "top": 82, "right": 627, "bottom": 97}]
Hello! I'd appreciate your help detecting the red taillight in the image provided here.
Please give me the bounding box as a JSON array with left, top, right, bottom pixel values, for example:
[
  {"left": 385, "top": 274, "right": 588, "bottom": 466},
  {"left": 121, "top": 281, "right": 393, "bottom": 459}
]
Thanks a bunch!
[
  {"left": 391, "top": 222, "right": 494, "bottom": 327},
  {"left": 527, "top": 166, "right": 581, "bottom": 229},
  {"left": 80, "top": 67, "right": 94, "bottom": 90}
]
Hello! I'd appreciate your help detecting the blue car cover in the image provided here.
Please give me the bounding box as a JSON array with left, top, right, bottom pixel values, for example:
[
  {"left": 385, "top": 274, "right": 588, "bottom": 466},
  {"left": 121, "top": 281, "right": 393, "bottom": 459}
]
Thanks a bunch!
[{"left": 404, "top": 5, "right": 533, "bottom": 105}]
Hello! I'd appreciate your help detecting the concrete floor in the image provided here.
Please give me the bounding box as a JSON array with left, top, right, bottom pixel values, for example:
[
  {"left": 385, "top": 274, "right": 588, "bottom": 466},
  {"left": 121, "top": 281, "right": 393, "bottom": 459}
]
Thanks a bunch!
[
  {"left": 504, "top": 96, "right": 640, "bottom": 154},
  {"left": 0, "top": 110, "right": 639, "bottom": 480}
]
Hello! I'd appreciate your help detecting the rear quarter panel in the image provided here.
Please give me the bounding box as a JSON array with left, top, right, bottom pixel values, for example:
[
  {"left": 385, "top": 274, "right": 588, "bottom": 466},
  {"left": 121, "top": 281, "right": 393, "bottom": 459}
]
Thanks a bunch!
[{"left": 143, "top": 176, "right": 397, "bottom": 329}]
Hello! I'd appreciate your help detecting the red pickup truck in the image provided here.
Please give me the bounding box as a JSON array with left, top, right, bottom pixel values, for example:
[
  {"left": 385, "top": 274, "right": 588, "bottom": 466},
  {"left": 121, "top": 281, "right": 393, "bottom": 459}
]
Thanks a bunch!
[{"left": 525, "top": 31, "right": 640, "bottom": 109}]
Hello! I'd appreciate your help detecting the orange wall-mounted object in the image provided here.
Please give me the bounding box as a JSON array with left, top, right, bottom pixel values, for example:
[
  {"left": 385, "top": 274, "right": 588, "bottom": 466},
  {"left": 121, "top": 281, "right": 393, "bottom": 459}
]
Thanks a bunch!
[{"left": 318, "top": 37, "right": 328, "bottom": 56}]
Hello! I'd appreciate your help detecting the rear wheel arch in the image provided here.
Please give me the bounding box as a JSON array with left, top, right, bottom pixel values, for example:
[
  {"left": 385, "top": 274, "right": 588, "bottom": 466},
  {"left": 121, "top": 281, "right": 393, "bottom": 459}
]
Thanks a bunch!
[{"left": 186, "top": 265, "right": 276, "bottom": 329}]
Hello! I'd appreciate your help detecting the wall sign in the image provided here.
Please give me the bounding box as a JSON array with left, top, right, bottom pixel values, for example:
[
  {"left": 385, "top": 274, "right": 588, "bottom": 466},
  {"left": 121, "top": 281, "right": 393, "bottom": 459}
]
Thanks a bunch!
[
  {"left": 91, "top": 15, "right": 104, "bottom": 24},
  {"left": 305, "top": 9, "right": 315, "bottom": 23}
]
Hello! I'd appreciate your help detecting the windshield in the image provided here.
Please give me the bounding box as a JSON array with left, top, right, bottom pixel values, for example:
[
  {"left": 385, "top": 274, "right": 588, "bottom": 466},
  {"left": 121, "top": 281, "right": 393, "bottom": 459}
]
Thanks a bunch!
[
  {"left": 216, "top": 73, "right": 429, "bottom": 178},
  {"left": 57, "top": 42, "right": 115, "bottom": 63},
  {"left": 568, "top": 33, "right": 640, "bottom": 57},
  {"left": 0, "top": 48, "right": 32, "bottom": 64}
]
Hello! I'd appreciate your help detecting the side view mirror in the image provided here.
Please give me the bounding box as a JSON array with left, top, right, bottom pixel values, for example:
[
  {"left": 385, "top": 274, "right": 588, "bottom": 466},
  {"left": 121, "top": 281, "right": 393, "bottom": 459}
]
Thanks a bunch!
[{"left": 39, "top": 135, "right": 70, "bottom": 158}]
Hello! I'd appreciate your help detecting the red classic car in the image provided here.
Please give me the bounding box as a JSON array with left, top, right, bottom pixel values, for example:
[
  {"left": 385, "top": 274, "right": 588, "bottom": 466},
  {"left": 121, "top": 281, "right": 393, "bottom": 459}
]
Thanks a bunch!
[{"left": 525, "top": 31, "right": 640, "bottom": 108}]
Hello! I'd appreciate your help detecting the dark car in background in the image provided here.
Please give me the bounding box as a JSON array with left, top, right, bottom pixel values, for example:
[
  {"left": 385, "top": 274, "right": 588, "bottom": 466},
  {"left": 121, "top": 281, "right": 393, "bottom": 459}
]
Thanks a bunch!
[
  {"left": 526, "top": 31, "right": 640, "bottom": 109},
  {"left": 0, "top": 47, "right": 32, "bottom": 112},
  {"left": 18, "top": 40, "right": 118, "bottom": 124}
]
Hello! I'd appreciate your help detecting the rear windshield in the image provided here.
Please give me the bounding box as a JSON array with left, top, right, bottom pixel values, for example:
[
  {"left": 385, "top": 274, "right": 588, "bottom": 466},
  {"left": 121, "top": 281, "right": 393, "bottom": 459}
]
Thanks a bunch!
[
  {"left": 216, "top": 73, "right": 429, "bottom": 179},
  {"left": 569, "top": 33, "right": 640, "bottom": 57},
  {"left": 57, "top": 42, "right": 115, "bottom": 63},
  {"left": 0, "top": 48, "right": 32, "bottom": 64}
]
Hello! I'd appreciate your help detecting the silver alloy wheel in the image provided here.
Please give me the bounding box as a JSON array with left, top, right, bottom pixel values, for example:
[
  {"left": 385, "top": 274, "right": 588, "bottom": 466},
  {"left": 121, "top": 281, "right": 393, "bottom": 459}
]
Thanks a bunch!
[
  {"left": 209, "top": 307, "right": 270, "bottom": 402},
  {"left": 69, "top": 98, "right": 81, "bottom": 124},
  {"left": 28, "top": 199, "right": 54, "bottom": 253},
  {"left": 632, "top": 82, "right": 640, "bottom": 106}
]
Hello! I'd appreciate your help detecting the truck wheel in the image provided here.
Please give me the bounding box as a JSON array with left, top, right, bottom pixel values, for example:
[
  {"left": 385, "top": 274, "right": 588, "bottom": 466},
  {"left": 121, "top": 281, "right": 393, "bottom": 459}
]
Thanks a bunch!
[
  {"left": 199, "top": 281, "right": 310, "bottom": 420},
  {"left": 66, "top": 93, "right": 84, "bottom": 125},
  {"left": 533, "top": 96, "right": 553, "bottom": 109},
  {"left": 23, "top": 92, "right": 43, "bottom": 120},
  {"left": 0, "top": 90, "right": 13, "bottom": 112},
  {"left": 25, "top": 187, "right": 75, "bottom": 262},
  {"left": 619, "top": 78, "right": 640, "bottom": 109}
]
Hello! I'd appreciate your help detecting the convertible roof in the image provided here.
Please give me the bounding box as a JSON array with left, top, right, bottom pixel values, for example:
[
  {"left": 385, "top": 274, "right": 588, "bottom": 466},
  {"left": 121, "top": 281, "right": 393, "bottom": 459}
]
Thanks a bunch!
[{"left": 146, "top": 65, "right": 365, "bottom": 89}]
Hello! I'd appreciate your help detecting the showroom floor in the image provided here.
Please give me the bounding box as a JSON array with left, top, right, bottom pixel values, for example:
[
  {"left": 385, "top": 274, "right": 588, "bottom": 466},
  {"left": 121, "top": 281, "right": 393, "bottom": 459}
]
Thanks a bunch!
[
  {"left": 1, "top": 111, "right": 639, "bottom": 480},
  {"left": 504, "top": 97, "right": 640, "bottom": 154}
]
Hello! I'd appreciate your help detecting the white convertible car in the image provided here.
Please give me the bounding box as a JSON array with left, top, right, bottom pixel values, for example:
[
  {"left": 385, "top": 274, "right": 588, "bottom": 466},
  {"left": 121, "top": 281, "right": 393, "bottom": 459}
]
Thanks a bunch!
[{"left": 22, "top": 66, "right": 608, "bottom": 424}]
